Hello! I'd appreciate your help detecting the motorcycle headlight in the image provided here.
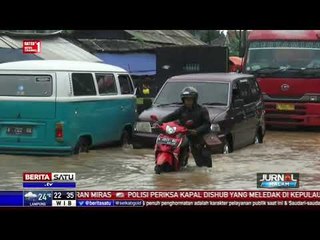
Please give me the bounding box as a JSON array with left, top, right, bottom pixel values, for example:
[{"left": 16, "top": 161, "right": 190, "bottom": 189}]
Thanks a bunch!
[
  {"left": 134, "top": 122, "right": 152, "bottom": 133},
  {"left": 165, "top": 125, "right": 176, "bottom": 135},
  {"left": 210, "top": 123, "right": 221, "bottom": 132}
]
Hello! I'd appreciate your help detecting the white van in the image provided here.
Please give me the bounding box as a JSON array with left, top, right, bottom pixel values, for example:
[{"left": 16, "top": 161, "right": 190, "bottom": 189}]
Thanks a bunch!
[{"left": 0, "top": 60, "right": 136, "bottom": 155}]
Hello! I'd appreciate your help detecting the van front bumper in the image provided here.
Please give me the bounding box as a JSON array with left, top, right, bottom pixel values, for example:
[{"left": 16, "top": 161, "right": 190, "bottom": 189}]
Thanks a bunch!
[{"left": 0, "top": 145, "right": 73, "bottom": 156}]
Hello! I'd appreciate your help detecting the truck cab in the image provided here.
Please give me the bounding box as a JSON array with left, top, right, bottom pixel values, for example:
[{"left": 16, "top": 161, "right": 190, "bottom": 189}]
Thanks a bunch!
[{"left": 243, "top": 30, "right": 320, "bottom": 127}]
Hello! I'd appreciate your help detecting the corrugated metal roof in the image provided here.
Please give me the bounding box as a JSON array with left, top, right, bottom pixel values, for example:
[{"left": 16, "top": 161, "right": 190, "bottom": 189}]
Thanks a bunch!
[
  {"left": 0, "top": 48, "right": 41, "bottom": 63},
  {"left": 125, "top": 30, "right": 205, "bottom": 45},
  {"left": 77, "top": 39, "right": 169, "bottom": 53},
  {"left": 0, "top": 39, "right": 11, "bottom": 48},
  {"left": 0, "top": 35, "right": 102, "bottom": 62}
]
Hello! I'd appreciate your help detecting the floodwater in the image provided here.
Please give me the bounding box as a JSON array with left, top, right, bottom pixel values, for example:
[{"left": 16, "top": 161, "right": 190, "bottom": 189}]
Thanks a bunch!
[{"left": 0, "top": 130, "right": 320, "bottom": 190}]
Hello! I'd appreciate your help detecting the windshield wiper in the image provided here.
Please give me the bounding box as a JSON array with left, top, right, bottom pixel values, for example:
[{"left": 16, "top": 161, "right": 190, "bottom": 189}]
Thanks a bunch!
[
  {"left": 202, "top": 102, "right": 226, "bottom": 106},
  {"left": 156, "top": 102, "right": 182, "bottom": 107},
  {"left": 301, "top": 67, "right": 320, "bottom": 71},
  {"left": 248, "top": 67, "right": 280, "bottom": 73},
  {"left": 285, "top": 67, "right": 320, "bottom": 75},
  {"left": 249, "top": 67, "right": 283, "bottom": 74}
]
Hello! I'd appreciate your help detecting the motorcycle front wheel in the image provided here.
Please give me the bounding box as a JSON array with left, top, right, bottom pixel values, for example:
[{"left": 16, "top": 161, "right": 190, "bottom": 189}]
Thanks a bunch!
[{"left": 154, "top": 165, "right": 162, "bottom": 174}]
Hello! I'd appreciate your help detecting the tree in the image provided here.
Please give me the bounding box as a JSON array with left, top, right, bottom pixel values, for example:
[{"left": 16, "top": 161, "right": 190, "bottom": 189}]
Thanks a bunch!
[
  {"left": 227, "top": 30, "right": 249, "bottom": 56},
  {"left": 201, "top": 30, "right": 222, "bottom": 45}
]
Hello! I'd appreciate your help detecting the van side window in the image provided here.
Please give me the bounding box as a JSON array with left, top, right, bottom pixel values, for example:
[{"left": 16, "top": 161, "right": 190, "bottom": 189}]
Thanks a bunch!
[
  {"left": 72, "top": 73, "right": 97, "bottom": 96},
  {"left": 118, "top": 75, "right": 134, "bottom": 94},
  {"left": 239, "top": 79, "right": 252, "bottom": 104},
  {"left": 95, "top": 74, "right": 117, "bottom": 95}
]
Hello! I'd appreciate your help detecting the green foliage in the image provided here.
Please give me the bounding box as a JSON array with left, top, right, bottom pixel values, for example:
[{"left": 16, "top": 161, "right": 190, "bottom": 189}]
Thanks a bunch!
[{"left": 229, "top": 35, "right": 240, "bottom": 56}]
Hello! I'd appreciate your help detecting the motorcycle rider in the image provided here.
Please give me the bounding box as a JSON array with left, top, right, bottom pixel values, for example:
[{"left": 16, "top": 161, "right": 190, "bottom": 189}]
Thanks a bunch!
[{"left": 157, "top": 87, "right": 212, "bottom": 168}]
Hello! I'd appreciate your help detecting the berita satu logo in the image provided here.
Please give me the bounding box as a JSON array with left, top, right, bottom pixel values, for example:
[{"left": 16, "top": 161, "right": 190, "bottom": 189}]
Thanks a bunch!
[{"left": 23, "top": 40, "right": 41, "bottom": 54}]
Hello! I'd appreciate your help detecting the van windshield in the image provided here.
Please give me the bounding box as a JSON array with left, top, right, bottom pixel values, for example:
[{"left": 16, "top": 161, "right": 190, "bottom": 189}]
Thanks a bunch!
[
  {"left": 154, "top": 82, "right": 229, "bottom": 106},
  {"left": 0, "top": 75, "right": 52, "bottom": 96}
]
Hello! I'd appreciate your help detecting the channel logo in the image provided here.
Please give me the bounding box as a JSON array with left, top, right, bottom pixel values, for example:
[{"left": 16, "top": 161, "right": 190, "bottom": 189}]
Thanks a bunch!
[{"left": 257, "top": 173, "right": 299, "bottom": 188}]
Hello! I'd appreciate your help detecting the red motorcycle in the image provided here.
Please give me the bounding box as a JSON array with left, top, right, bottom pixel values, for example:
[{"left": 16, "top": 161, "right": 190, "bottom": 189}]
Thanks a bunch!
[{"left": 151, "top": 115, "right": 190, "bottom": 174}]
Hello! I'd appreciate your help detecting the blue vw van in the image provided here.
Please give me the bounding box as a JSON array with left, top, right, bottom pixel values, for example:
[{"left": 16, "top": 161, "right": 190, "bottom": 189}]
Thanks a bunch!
[{"left": 0, "top": 60, "right": 136, "bottom": 155}]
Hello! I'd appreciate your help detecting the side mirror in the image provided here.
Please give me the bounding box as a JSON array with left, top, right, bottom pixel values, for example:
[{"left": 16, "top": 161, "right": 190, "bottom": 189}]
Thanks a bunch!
[
  {"left": 233, "top": 99, "right": 244, "bottom": 108},
  {"left": 150, "top": 114, "right": 158, "bottom": 122}
]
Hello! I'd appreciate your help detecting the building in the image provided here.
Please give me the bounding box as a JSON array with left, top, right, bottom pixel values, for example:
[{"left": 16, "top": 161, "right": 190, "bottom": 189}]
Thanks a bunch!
[
  {"left": 0, "top": 30, "right": 101, "bottom": 63},
  {"left": 68, "top": 30, "right": 205, "bottom": 96}
]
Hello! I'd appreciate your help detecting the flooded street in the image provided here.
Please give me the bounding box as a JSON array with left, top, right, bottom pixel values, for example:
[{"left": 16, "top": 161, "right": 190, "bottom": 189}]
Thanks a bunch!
[{"left": 0, "top": 130, "right": 320, "bottom": 190}]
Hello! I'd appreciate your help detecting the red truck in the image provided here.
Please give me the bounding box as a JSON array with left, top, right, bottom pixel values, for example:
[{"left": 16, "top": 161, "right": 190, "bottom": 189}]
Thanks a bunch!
[{"left": 243, "top": 30, "right": 320, "bottom": 127}]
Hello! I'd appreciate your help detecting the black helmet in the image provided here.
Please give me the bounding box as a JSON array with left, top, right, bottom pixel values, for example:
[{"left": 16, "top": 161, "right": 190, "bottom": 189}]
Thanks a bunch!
[{"left": 180, "top": 86, "right": 198, "bottom": 103}]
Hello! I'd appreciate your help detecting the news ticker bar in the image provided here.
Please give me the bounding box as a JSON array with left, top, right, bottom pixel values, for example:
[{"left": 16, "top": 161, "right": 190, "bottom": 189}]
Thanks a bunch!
[{"left": 2, "top": 191, "right": 320, "bottom": 207}]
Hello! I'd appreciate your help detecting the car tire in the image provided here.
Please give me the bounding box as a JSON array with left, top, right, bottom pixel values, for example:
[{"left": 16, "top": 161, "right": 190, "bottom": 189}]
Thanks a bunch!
[
  {"left": 120, "top": 129, "right": 131, "bottom": 148},
  {"left": 132, "top": 142, "right": 143, "bottom": 149},
  {"left": 222, "top": 140, "right": 231, "bottom": 154},
  {"left": 254, "top": 129, "right": 264, "bottom": 144},
  {"left": 74, "top": 137, "right": 90, "bottom": 154}
]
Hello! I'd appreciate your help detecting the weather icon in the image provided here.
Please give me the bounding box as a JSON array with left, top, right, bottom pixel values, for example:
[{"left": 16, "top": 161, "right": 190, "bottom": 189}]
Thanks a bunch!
[{"left": 24, "top": 192, "right": 37, "bottom": 199}]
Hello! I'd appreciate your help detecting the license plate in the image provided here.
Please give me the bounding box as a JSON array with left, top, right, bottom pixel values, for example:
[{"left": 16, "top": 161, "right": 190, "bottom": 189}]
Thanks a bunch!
[
  {"left": 6, "top": 126, "right": 33, "bottom": 135},
  {"left": 157, "top": 137, "right": 177, "bottom": 146},
  {"left": 276, "top": 103, "right": 295, "bottom": 111}
]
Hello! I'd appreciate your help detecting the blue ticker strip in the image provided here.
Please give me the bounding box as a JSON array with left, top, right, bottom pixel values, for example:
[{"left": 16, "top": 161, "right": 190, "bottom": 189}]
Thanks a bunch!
[
  {"left": 23, "top": 182, "right": 76, "bottom": 188},
  {"left": 0, "top": 191, "right": 23, "bottom": 206}
]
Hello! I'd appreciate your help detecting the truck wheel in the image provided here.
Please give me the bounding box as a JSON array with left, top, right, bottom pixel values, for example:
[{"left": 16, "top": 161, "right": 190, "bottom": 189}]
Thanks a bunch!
[{"left": 74, "top": 137, "right": 90, "bottom": 154}]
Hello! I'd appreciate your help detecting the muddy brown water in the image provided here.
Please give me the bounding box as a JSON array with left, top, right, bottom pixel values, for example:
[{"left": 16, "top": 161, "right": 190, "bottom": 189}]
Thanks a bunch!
[{"left": 0, "top": 130, "right": 319, "bottom": 190}]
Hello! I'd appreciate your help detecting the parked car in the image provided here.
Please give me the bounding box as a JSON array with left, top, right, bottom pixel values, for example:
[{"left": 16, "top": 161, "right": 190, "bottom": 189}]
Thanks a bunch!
[
  {"left": 0, "top": 60, "right": 136, "bottom": 155},
  {"left": 132, "top": 73, "right": 265, "bottom": 154}
]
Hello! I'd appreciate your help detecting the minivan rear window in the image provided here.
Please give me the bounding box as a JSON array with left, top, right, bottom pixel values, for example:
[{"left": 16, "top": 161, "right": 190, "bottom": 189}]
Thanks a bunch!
[
  {"left": 154, "top": 82, "right": 229, "bottom": 106},
  {"left": 0, "top": 74, "right": 52, "bottom": 96}
]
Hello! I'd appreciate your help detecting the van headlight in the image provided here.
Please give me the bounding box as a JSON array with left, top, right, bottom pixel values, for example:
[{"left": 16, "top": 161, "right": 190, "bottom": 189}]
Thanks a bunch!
[
  {"left": 134, "top": 122, "right": 152, "bottom": 133},
  {"left": 210, "top": 123, "right": 221, "bottom": 132}
]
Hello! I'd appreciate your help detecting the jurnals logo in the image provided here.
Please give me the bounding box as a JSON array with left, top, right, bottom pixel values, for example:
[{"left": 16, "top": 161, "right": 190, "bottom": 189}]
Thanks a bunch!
[
  {"left": 281, "top": 84, "right": 290, "bottom": 91},
  {"left": 257, "top": 173, "right": 299, "bottom": 188}
]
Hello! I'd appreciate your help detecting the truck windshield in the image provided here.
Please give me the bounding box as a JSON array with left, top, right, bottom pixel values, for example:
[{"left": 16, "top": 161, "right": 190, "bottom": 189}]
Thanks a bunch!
[
  {"left": 154, "top": 82, "right": 229, "bottom": 106},
  {"left": 245, "top": 41, "right": 320, "bottom": 75}
]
